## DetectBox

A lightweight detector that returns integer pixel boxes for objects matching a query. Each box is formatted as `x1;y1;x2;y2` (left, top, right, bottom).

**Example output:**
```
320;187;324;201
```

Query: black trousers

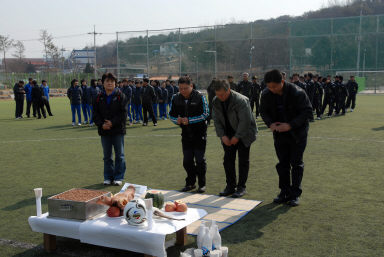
142;102;157;124
33;100;46;118
312;96;322;118
250;95;260;117
345;94;356;109
222;140;250;190
274;134;307;198
26;99;36;117
335;97;346;114
42;98;53;115
15;99;24;118
182;136;207;188
321;96;334;116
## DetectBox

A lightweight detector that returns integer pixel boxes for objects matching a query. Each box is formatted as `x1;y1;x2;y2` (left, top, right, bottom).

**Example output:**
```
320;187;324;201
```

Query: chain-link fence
1;14;384;91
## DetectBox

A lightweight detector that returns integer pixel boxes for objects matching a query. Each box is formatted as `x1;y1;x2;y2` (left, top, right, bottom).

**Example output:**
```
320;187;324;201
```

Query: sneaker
316;117;321;120
113;180;123;186
181;185;196;192
78;123;82;126
83;121;88;125
154;123;158;126
351;109;354;112
103;180;112;185
164;118;167;120
72;122;76;126
89;123;94;127
129;122;133;126
143;123;148;126
196;186;206;193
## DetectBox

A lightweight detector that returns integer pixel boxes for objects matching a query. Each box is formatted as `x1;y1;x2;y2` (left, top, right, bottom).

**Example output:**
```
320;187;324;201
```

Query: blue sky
1;0;326;58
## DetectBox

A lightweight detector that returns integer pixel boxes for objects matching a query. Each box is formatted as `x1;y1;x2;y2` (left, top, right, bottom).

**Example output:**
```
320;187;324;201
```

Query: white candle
34;188;42;217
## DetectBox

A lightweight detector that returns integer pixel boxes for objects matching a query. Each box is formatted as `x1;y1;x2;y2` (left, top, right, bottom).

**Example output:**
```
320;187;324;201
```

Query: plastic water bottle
201;226;212;253
197;221;206;249
211;224;222;250
209;220;216;237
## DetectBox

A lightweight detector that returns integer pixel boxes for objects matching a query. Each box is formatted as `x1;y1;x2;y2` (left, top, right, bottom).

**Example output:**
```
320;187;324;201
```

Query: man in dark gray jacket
212;80;257;198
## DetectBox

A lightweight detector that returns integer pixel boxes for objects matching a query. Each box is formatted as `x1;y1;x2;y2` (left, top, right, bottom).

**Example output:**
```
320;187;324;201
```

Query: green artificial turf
0;95;383;257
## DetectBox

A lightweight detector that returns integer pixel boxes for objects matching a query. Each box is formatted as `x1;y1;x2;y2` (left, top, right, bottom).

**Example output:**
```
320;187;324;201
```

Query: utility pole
88;25;101;79
356;8;363;75
60;46;66;88
116;32;120;81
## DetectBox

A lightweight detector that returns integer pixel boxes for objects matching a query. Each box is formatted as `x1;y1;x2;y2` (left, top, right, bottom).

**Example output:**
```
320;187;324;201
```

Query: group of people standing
13;78;53;119
89;69;359;207
66;78;181;127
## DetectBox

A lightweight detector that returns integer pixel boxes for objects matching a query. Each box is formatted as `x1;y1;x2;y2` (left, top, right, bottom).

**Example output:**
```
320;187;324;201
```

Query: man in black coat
13;81;25;119
141;78;157;126
93;73;128;186
345;75;359;112
260;70;313;206
250;76;262;118
169;76;209;193
334;76;349;115
237;72;252;99
31;80;46;119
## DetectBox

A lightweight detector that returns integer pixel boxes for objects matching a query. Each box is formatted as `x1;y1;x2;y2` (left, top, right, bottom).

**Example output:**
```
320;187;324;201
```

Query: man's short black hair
42;80;46;83
19;80;24;84
178;76;191;85
264;69;283;84
213;80;230;91
350;75;355;78
28;78;33;81
101;73;117;84
71;79;78;86
227;75;233;79
339;75;343;81
308;73;313;79
143;78;149;83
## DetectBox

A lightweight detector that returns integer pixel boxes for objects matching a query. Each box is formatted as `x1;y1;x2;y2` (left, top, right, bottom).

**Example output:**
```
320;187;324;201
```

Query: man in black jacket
345;75;359;112
237;72;252;99
31;80;46;119
334;76;349;115
141;78;157;126
250;76;262;118
260;70;312;206
169;76;209;193
13;81;25;119
93;73;128;186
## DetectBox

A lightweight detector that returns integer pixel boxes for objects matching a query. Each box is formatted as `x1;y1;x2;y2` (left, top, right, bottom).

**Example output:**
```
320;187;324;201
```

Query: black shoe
219;187;236;197
154;123;158;126
232;187;246;198
196;186;206;193
37;116;41;119
142;123;148;126
273;191;290;204
180;185;196;192
27;115;30;118
49;114;53;116
287;197;300;207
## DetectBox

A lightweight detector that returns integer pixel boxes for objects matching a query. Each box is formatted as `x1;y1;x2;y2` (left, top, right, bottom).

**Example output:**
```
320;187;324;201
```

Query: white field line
0;134;383;144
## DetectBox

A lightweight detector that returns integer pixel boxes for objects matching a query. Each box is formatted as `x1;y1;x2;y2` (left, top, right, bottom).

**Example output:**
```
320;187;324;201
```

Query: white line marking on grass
1;134;383;144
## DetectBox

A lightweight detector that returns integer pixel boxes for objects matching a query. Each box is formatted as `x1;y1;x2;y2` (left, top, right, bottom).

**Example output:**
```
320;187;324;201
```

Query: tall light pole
249;45;255;75
88;25;101;79
205;50;217;78
193;56;198;86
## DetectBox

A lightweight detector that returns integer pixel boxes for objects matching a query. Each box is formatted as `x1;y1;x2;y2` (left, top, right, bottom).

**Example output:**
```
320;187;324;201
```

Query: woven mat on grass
154;190;262;235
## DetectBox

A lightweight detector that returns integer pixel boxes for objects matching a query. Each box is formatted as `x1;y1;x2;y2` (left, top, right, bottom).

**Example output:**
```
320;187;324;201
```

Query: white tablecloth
28;208;207;257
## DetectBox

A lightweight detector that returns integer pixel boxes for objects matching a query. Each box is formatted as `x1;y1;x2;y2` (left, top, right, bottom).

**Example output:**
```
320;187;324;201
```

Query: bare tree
39;29;51;63
39;29;60;69
12;40;25;61
0;35;14;72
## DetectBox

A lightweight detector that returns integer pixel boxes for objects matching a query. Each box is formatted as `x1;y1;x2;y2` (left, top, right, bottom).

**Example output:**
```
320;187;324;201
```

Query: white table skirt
28;208;207;257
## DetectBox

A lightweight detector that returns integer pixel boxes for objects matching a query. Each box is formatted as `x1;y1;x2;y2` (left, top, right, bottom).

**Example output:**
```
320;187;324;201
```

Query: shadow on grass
220;202;291;244
11;237;144;257
372;126;384;131
2;196;51;211
11;235;191;257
